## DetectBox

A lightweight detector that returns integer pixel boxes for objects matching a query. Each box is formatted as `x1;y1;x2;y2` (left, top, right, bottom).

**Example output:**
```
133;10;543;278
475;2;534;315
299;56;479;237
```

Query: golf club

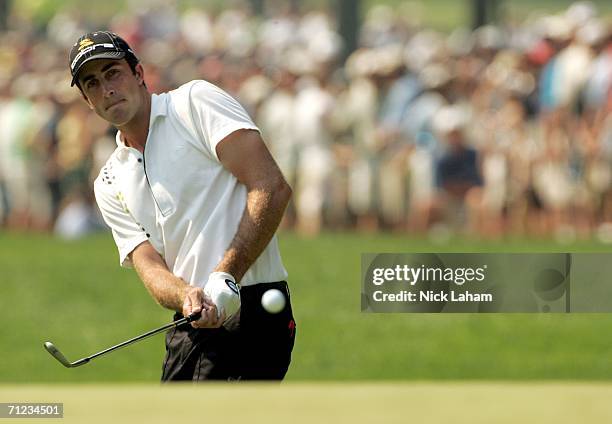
43;311;202;368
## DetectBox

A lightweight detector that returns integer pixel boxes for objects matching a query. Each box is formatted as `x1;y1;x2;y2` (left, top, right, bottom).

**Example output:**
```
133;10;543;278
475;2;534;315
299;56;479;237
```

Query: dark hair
124;54;147;89
125;53;140;74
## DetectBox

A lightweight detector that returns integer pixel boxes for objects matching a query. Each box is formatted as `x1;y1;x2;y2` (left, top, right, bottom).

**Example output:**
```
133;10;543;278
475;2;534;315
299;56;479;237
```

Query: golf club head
44;342;73;367
44;342;89;368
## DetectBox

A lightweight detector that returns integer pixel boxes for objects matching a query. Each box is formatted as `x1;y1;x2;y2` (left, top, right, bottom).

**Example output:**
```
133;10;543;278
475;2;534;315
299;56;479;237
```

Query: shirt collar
115;92;168;148
150;92;168;122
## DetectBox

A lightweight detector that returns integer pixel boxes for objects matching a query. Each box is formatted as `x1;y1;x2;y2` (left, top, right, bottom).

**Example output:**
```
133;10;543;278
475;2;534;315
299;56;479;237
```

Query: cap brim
70;51;126;86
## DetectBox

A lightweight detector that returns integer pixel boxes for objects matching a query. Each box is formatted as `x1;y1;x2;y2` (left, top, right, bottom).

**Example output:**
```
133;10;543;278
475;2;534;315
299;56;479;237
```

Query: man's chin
106;112;131;127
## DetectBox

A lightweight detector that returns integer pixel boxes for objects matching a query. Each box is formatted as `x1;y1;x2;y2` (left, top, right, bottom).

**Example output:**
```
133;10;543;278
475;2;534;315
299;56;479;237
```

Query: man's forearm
215;179;291;282
132;248;190;313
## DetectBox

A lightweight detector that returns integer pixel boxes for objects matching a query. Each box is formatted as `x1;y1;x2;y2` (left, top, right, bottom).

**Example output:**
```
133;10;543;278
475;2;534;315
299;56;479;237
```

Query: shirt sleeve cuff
210;124;260;160
118;235;150;268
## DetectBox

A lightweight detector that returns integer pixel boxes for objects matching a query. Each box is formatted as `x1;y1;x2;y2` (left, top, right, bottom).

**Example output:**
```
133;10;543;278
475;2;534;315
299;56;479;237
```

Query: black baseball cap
69;31;138;86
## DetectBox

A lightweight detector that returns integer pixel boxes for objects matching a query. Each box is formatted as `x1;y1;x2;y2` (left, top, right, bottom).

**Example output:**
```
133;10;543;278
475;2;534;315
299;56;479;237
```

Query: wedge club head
44;342;89;368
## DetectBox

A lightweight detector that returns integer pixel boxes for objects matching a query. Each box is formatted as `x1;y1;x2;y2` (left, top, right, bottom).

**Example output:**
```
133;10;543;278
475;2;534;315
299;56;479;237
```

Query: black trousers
161;281;296;381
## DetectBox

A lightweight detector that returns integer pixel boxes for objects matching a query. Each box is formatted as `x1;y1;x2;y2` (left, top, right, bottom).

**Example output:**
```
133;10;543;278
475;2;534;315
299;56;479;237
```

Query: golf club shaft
81;311;201;364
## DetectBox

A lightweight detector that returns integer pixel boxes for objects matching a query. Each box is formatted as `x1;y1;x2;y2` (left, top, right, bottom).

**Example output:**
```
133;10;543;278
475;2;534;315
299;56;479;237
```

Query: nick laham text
373;290;493;302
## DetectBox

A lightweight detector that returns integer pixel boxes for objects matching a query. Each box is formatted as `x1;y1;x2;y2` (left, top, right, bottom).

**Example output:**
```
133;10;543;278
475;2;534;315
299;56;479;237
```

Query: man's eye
86;80;98;89
108;69;120;78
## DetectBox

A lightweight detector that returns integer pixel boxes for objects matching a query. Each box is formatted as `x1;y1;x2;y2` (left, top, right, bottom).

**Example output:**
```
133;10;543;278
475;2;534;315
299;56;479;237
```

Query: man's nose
102;81;115;97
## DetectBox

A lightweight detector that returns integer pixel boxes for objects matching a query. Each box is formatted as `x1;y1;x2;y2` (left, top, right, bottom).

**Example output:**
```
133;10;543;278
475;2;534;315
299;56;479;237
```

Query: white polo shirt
94;80;288;287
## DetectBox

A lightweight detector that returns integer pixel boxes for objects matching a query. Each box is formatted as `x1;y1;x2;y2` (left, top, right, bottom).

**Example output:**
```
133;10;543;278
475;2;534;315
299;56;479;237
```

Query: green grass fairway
2;383;612;423
2;231;612;382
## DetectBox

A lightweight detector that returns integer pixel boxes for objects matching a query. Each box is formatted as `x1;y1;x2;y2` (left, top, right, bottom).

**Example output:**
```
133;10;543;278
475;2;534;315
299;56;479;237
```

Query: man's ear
134;63;145;86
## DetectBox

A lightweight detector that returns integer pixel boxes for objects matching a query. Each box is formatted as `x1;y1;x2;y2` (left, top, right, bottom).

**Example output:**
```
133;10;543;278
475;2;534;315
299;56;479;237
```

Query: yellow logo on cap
78;38;94;50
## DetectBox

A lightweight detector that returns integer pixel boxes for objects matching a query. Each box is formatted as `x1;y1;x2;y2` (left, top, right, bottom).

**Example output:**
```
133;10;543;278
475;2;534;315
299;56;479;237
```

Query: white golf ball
261;289;286;314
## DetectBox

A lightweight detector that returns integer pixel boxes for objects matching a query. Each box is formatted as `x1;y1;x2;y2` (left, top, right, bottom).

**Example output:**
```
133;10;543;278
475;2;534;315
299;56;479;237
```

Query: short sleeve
94;179;149;268
188;81;260;160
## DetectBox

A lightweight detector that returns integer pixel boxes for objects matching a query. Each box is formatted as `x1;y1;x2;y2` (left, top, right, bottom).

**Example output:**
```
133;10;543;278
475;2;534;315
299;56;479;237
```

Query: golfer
69;31;296;381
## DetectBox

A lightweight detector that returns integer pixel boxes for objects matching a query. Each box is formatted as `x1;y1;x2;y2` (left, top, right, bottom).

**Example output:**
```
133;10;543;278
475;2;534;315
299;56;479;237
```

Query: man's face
78;58;144;126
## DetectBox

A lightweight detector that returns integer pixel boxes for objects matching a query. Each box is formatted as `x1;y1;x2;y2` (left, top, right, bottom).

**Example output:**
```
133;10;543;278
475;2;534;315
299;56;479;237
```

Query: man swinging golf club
68;31;296;381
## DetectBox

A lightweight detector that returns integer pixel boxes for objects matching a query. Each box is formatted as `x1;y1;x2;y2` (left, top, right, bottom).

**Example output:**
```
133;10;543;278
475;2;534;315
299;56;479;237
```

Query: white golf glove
203;272;241;323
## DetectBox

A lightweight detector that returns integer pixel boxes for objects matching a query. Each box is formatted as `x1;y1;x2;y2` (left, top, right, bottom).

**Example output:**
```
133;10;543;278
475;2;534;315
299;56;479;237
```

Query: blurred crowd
0;1;611;241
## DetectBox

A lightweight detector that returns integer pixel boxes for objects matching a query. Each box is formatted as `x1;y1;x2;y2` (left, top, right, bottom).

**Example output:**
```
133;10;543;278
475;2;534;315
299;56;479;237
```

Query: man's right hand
182;287;224;328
